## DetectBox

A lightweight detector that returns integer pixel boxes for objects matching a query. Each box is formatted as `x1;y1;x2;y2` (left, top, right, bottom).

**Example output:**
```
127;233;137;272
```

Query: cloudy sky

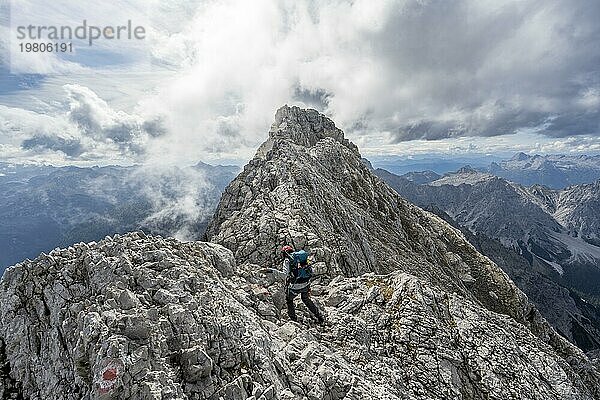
1;0;599;166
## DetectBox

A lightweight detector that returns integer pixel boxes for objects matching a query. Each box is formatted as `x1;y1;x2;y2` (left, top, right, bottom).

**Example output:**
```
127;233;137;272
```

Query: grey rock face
555;180;600;243
2;106;600;399
401;170;441;184
379;168;600;275
1;233;251;399
428;206;600;353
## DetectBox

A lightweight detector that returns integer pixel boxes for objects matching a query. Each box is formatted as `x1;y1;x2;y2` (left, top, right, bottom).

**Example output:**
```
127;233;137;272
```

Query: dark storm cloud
8;84;169;161
292;86;331;111
543;111;600;138
21;134;84;157
396;121;467;141
6;0;600;164
396;104;549;141
360;0;600;142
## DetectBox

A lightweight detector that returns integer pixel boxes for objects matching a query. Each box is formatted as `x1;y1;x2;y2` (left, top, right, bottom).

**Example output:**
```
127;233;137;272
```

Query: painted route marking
95;358;124;395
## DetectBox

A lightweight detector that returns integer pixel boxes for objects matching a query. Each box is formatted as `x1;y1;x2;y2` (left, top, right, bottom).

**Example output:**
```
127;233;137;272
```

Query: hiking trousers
286;287;323;322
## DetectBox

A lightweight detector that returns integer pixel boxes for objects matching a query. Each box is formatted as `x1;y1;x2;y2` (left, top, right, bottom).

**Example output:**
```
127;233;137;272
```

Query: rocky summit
2;106;600;399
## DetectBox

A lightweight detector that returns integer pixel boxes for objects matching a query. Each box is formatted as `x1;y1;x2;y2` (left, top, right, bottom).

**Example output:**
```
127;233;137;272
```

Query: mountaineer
262;245;325;324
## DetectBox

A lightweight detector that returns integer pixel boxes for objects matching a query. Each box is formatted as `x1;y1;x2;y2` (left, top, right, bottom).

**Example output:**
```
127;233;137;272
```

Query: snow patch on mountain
539;256;565;275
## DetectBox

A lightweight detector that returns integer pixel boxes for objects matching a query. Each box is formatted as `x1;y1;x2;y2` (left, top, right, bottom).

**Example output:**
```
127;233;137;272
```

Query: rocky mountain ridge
375;167;600;352
2;106;600;399
206;105;600;396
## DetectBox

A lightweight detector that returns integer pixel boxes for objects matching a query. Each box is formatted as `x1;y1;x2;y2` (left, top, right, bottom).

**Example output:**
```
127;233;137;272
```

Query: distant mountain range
380;152;600;189
487;153;600;189
0;162;238;272
368;155;502;175
374;165;600;351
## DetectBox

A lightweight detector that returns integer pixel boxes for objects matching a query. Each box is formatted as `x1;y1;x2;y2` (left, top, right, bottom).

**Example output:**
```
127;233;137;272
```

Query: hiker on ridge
262;245;324;324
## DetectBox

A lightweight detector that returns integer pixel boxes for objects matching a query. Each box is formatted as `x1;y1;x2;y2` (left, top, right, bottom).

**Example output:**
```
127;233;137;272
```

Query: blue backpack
290;250;312;280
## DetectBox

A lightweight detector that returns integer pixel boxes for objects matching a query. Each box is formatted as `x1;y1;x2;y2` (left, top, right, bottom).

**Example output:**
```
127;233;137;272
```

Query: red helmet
281;245;293;254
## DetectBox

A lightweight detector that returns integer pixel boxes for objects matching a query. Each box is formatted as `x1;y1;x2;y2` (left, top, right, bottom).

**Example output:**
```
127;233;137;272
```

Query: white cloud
6;0;153;74
360;132;600;158
0;84;165;164
136;0;600;163
127;164;215;240
2;0;600;165
578;88;600;110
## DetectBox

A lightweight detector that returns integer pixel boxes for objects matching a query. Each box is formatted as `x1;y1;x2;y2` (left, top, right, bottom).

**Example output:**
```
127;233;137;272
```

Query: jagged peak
456;165;477;174
511;152;531;161
360;158;374;170
267;105;359;154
